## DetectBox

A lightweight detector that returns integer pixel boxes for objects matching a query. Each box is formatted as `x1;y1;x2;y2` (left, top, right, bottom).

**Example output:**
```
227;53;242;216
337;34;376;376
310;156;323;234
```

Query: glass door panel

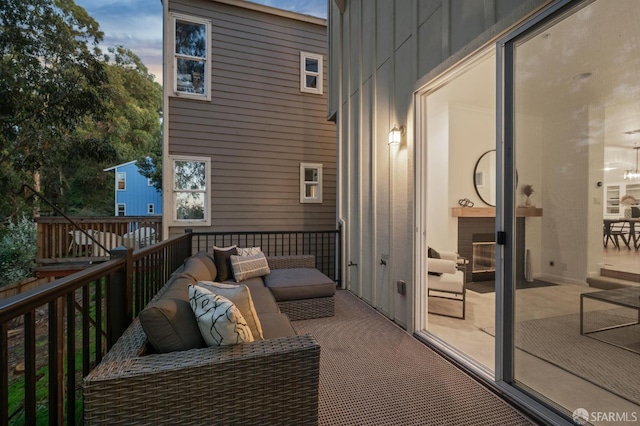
511;0;640;418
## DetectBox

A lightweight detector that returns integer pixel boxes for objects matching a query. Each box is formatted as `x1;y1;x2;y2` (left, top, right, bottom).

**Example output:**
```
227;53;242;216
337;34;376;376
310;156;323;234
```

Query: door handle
348;261;357;267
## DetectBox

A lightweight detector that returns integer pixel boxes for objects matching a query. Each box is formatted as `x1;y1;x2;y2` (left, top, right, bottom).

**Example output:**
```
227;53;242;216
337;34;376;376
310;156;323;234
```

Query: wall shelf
451;207;543;217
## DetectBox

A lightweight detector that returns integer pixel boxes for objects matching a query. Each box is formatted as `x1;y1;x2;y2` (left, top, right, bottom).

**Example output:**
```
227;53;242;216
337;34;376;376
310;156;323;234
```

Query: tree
48;46;163;213
0;0;110;220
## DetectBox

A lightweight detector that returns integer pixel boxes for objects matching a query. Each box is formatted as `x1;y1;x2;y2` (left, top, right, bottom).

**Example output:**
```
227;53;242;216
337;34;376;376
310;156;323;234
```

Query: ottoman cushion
263;268;335;302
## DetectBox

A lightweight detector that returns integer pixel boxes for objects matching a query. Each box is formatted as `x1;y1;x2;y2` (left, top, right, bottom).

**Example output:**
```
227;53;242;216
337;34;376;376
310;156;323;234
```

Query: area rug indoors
482;310;640;406
467;279;557;294
293;290;534;425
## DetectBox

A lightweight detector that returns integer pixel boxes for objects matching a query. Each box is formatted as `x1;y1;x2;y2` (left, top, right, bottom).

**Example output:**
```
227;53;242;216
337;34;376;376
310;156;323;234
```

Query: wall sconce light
388;125;405;145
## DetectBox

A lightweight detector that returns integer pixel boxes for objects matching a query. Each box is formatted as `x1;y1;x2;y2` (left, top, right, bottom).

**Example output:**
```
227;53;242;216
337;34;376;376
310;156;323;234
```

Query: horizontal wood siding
168;0;336;234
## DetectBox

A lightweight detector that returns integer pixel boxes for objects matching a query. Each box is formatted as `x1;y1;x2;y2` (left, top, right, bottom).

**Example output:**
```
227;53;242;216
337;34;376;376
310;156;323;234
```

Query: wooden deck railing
35;216;162;264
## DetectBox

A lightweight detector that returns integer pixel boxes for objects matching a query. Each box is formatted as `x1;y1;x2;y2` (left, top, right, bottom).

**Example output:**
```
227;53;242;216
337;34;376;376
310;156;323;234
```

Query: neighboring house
162;0;336;238
330;0;639;423
104;160;162;216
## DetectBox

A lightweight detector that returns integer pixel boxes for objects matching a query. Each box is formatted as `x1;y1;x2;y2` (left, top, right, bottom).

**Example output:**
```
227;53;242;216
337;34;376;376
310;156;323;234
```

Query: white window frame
169;155;211;226
300;52;323;95
117;203;126;216
300;163;323;203
148;178;153;186
116;172;126;191
148;203;155;214
170;13;211;101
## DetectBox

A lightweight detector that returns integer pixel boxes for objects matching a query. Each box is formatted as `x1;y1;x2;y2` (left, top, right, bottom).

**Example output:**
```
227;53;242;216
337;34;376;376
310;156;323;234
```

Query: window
300;52;323;94
170;156;211;225
148;178;153;186
171;13;211;100
117;172;126;190
148;204;155;214
300;163;322;203
117;204;126;216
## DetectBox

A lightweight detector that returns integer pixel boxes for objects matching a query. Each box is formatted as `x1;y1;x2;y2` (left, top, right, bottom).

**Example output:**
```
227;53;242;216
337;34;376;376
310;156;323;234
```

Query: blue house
104;160;162;216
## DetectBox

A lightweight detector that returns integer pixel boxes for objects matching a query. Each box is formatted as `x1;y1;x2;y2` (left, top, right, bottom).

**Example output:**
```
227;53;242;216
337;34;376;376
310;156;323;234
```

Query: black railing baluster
49;298;64;425
95;279;102;364
82;285;90;377
1;322;8;426
66;293;76;426
25;310;36;425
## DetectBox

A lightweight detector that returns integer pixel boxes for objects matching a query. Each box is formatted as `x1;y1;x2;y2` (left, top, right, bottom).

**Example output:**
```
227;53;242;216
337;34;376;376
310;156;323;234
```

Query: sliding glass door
501;0;640;420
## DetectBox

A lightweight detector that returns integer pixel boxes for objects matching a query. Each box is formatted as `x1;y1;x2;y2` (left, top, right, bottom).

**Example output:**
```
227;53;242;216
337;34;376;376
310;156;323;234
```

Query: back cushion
213;246;238;281
182;253;217;282
139;273;205;353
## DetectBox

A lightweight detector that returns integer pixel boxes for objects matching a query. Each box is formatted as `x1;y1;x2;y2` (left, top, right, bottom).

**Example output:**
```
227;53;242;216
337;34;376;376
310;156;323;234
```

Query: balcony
0;229;534;425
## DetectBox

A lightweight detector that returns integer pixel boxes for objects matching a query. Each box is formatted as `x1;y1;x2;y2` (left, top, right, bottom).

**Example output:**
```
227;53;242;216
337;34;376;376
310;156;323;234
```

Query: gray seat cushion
263;268;336;301
257;312;297;339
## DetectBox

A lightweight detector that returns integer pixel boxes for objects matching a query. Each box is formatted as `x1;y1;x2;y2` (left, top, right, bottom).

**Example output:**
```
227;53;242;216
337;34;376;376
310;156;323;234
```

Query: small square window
117;204;126;216
300;52;323;95
148;204;155;214
300;163;322;203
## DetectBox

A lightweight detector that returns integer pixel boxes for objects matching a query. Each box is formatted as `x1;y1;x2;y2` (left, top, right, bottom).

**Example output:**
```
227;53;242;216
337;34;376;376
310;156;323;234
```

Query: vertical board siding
168;0;336;233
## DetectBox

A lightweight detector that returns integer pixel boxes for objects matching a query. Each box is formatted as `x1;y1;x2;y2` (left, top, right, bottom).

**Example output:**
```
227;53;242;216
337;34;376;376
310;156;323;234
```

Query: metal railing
0;228;340;424
190;229;342;285
0;233;191;425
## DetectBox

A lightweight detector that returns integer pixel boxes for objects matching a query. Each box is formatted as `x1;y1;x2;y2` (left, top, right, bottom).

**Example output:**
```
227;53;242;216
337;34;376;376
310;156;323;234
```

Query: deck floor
292;290;536;426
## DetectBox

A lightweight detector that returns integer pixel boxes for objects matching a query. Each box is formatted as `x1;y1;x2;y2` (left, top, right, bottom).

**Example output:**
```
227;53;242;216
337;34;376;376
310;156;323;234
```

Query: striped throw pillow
230;252;270;282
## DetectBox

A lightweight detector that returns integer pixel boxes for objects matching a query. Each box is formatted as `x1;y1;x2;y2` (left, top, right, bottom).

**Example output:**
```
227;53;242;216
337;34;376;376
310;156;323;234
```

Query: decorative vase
525;196;532;207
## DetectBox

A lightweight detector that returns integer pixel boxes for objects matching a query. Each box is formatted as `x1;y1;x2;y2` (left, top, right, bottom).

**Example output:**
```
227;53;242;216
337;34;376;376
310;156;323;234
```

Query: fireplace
472;234;495;281
457;217;524;283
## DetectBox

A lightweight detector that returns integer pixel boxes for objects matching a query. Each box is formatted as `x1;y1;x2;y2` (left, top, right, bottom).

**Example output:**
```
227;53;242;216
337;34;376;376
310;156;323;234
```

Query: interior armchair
427;250;466;319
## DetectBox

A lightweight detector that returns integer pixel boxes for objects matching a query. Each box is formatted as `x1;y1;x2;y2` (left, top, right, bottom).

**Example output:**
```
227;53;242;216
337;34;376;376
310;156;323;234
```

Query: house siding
329;0;547;326
108;162;163;216
166;0;336;237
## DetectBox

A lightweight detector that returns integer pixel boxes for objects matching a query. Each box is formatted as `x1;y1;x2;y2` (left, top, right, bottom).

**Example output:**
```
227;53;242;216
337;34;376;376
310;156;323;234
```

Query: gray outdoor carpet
483;310;640;406
292;290;535;426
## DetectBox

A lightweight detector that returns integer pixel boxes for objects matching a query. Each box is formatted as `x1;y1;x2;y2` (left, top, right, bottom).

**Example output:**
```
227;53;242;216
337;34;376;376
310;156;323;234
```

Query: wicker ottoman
264;268;336;320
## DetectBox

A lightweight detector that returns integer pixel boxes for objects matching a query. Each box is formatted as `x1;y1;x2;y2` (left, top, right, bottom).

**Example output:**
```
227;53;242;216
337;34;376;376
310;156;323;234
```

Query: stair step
587;275;640;290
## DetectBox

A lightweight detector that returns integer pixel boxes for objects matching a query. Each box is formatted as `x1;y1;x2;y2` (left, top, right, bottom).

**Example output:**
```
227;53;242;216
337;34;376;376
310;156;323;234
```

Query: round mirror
474;150;496;206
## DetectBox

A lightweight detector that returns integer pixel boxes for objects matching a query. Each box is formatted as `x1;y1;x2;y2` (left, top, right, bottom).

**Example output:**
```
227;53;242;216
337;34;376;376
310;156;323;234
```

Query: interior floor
425;249;640;425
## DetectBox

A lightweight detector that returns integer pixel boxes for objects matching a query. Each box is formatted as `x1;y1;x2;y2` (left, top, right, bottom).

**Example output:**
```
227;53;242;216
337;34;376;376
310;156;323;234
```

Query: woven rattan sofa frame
83;255;322;425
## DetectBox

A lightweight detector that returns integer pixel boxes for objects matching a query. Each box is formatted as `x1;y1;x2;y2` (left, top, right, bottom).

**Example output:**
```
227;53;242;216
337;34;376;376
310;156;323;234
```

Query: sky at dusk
74;0;328;84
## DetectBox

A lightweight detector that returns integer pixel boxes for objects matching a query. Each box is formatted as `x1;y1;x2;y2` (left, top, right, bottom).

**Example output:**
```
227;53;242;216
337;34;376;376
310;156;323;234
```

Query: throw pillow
197;281;264;340
188;284;254;346
213;246;238;281
237;246;262;256
428;247;442;276
230;252;270;282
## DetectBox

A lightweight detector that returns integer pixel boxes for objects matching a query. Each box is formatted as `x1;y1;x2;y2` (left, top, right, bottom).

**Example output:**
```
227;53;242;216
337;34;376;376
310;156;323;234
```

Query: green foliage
0;216;37;286
0;0;163;219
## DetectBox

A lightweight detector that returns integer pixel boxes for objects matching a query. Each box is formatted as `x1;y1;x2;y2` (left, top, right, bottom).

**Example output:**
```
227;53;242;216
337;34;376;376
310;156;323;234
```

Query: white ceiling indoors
434;0;640;175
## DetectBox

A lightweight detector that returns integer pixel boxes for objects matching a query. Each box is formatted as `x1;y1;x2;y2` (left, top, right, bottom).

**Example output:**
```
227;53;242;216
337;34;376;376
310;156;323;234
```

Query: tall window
117;172;126;190
300;163;322;203
117;204;126;216
171;156;210;225
300;52;323;94
172;13;211;100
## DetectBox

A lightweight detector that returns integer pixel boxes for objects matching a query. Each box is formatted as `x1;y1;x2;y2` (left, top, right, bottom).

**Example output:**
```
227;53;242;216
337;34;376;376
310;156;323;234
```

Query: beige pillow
230;252;271;283
188;284;253;346
197;281;264;340
237;246;262;256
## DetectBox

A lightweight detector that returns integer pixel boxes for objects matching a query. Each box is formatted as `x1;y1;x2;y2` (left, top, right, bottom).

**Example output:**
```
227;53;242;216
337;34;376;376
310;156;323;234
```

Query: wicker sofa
83;254;333;425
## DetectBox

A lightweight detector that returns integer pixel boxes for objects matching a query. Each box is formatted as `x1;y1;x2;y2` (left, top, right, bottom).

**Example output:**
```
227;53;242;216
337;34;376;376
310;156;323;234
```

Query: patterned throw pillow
196;281;264;340
188;284;254;346
230;252;271;282
237;246;262;256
